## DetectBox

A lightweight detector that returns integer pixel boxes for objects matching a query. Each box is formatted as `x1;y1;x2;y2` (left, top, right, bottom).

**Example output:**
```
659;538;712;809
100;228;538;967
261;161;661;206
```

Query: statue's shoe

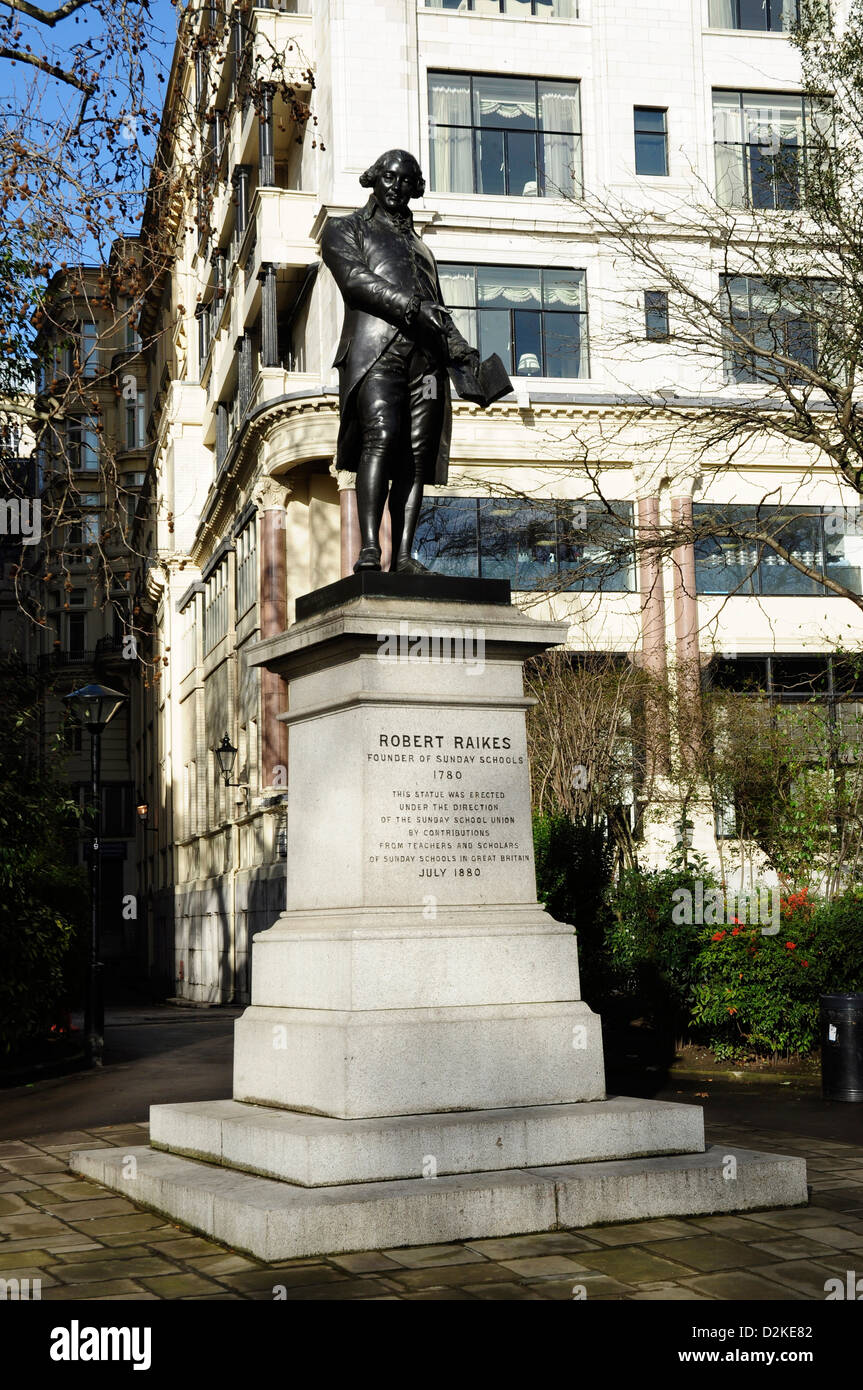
394;555;431;575
353;547;382;572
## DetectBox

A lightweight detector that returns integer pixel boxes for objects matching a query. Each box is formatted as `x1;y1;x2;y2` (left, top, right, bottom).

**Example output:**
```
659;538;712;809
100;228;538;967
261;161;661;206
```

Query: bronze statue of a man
321;149;485;574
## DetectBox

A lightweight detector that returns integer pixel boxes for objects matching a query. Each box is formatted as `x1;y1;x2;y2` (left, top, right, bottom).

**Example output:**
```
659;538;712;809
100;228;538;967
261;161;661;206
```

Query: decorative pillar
259;262;279;368
236;333;253;413
232;164;250;239
258;84;275;188
216;401;229;467
671;494;702;764
637;496;669;774
256;475;291;790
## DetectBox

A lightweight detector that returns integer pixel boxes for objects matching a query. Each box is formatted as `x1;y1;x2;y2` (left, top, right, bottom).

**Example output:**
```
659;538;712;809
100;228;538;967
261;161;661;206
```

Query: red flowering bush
690;890;863;1057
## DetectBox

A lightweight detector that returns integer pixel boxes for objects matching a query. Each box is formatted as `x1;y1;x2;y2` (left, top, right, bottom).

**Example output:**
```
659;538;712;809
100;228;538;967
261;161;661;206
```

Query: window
413;497;634;590
693;504;863;597
67;416;100;471
121;298;142;351
102;783;134;836
713;89;828;209
438;263;588;378
181;603;198;676
125;391;147;450
708;0;798;30
429;73;582;198
203;559;229;651
722;274;836;385
644;290;669;340
197;300;214;371
236;515;257;616
80;321;99;378
634;107;668;176
425;1;578;14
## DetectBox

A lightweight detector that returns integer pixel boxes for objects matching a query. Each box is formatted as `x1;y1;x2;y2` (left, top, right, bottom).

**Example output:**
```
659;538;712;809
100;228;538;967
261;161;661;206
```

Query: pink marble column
671;494;702;763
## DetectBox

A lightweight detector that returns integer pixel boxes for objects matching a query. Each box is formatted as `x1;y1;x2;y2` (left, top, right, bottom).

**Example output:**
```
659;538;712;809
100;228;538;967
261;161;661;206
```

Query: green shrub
532;811;614;1000
689;888;863;1058
605;861;715;1031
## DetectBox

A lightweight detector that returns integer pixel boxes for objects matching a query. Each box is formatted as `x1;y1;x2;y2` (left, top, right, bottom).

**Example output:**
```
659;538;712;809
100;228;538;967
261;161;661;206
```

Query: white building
133;0;863;1002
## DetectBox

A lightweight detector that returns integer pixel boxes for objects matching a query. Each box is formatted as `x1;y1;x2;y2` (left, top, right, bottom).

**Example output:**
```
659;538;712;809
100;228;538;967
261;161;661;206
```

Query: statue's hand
416;301;451;339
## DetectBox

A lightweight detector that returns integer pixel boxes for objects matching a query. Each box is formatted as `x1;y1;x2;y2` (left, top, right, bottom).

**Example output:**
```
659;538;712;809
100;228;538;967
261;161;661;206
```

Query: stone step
70;1143;808;1262
149;1095;706;1187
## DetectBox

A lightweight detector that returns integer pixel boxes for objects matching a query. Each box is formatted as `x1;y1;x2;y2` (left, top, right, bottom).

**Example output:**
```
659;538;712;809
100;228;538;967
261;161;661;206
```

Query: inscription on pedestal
363;716;537;906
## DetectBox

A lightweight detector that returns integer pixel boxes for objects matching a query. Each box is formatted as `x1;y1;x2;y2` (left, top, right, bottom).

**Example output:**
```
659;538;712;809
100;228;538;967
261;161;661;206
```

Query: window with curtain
721;274;837;385
438;263;588;378
413;498;633;590
708;0;798;30
67;416;100;471
693;504;861;596
428;72;582;198
713;89;829;209
425;1;578;15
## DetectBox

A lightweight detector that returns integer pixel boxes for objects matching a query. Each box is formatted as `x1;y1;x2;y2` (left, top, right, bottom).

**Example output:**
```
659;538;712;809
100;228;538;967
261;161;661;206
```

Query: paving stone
187;1254;258;1275
644;1236;772;1271
35;1197;140;1219
464;1232;601;1258
68;1214;168;1235
533;1274;636;1300
100;1293;161;1300
33;1132;99;1149
0;1247;50;1268
629;1286;714;1300
385;1264;514;1290
144;1237;227;1257
43;1279;147;1300
457;1281;545;1300
229;1266;346;1292
380;1243;486;1268
0;1143;42;1158
497;1255;592;1279
749;1234;846;1260
796;1225;863;1250
744;1206;849;1230
48;1256;182;1283
0;1179;43;1194
573;1218;698;1246
0;1196;32;1216
275;1278;395;1300
329;1251;403;1274
752;1259;855;1296
687;1214;787;1238
400;1287;478;1301
574;1247;694;1284
0;1157;67;1175
36;1181;111;1202
682;1270;809;1300
0;1215;68;1239
53;1244;149;1264
0;1267;58;1287
138;1273;224;1297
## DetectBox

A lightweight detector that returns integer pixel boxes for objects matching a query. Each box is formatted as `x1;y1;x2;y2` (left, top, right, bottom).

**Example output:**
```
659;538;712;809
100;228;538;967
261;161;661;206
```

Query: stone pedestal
71;577;807;1259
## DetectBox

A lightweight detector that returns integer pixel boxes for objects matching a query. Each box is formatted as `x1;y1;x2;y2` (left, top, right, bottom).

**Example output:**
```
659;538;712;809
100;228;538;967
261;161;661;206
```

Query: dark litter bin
820;994;863;1102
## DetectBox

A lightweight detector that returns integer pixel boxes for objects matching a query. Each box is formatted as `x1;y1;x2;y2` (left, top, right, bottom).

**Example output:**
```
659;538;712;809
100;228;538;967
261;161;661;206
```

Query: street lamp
213;733;249;808
64;682;127;1068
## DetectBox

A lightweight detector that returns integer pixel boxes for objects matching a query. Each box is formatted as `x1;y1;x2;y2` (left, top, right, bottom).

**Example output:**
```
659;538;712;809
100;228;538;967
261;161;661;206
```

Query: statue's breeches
355;335;446;483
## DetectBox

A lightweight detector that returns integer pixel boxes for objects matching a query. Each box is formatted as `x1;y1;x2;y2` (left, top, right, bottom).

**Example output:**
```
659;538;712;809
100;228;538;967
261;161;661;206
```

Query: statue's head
360;149;425;215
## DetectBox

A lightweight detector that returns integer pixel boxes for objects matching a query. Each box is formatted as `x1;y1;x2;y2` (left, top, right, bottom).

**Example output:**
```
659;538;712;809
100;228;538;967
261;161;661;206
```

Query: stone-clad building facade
130;0;863;1003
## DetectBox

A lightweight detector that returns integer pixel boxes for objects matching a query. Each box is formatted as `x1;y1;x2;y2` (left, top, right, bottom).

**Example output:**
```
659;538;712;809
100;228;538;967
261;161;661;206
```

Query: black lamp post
214;733;249;807
64;682;127;1068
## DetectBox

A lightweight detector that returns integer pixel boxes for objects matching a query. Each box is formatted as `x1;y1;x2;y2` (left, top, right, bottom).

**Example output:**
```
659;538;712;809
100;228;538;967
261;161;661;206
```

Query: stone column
232;164;250;239
236;333;253;414
637;495;669;774
258;84;275;188
671;494;702;763
259;262;279;368
256;474;291;791
216;401;229;467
